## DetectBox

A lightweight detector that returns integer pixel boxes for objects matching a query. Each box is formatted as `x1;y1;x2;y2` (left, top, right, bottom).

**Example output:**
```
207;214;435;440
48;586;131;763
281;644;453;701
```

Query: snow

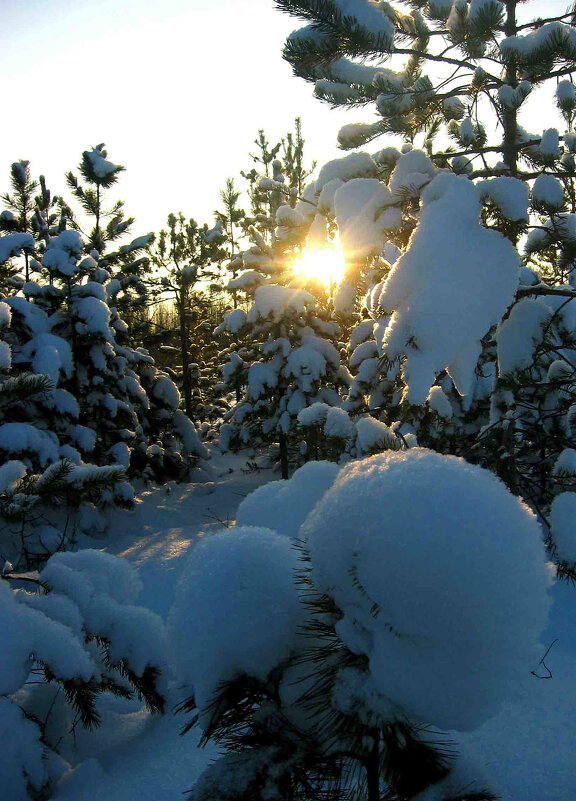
349;319;375;350
236;459;340;538
427;385;453;419
315;79;360;101
476;177;529;221
0;339;11;369
21;332;73;383
0;232;34;264
220;308;247;334
332;0;394;42
0;460;26;493
333;282;357;315
556;79;576;107
553;448;576;476
86;148;121;179
302;449;551;731
0;300;12;328
350;338;378;369
0;696;46;800
247;285;315;322
317;177;344;214
334;178;395;260
539;129;560;161
525;212;576;253
531;173;565;209
151;375;180;410
297;400;331;427
74;297;112;337
338;120;385;149
315;152;378;191
248;361;279;399
378;173;520;403
388;149;436;198
0;578;95;696
70;424;97;452
41;549;168;678
0;422;59;465
324;406;355;439
355;415;400;453
172;410;208;459
0;448;567;801
501;22;576;62
168;526;302;716
286;344;327;391
109;443;131;468
43;231;83;277
496;298;550;376
550;493;576;565
6;297;48;335
498;80;531;110
227;270;266;291
119;234;154;254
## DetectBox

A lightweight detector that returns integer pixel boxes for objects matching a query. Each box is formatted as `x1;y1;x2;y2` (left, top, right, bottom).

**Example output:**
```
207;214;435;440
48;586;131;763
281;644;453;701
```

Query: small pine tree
148;213;226;422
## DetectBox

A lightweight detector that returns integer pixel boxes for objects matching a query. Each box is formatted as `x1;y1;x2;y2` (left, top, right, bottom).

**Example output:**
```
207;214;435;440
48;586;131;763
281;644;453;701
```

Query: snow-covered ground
51;449;576;801
54;450;272;801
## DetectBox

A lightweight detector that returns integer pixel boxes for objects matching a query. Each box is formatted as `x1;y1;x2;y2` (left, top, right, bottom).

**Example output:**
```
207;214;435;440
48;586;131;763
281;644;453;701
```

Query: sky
0;0;571;239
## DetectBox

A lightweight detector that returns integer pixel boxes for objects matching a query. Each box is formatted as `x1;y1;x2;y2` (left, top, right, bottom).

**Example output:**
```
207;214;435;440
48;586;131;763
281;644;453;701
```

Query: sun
291;245;346;288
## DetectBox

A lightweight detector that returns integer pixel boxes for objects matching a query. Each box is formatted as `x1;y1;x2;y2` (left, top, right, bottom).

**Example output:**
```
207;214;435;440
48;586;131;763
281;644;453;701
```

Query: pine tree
218;121;348;476
0;548;166;799
272;0;576;561
0;239;130;569
173;450;550;801
148;212;226;422
0;152;207;542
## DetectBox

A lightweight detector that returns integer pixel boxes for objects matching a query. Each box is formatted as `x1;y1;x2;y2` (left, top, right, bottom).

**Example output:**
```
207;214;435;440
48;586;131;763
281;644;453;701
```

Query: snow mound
301;448;551;731
236;460;341;538
168;526;302;716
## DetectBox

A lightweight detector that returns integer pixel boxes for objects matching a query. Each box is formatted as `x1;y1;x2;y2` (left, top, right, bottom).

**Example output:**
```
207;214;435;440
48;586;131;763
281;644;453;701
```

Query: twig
531;639;558;679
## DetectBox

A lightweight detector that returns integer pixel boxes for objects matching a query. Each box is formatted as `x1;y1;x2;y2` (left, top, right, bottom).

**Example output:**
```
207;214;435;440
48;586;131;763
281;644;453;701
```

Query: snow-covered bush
172;449;550;800
0;549;166;800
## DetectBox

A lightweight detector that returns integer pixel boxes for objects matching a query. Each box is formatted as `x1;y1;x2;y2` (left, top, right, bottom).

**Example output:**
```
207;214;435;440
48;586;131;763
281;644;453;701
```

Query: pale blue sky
0;0;570;237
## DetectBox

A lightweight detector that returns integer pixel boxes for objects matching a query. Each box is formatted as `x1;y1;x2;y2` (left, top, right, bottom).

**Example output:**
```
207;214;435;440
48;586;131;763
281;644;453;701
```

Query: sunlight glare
291;245;346;288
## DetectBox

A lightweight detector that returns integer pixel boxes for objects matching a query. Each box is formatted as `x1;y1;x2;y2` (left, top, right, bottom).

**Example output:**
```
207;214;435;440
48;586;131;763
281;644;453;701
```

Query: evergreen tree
173;451;551;801
218;120;348;475
271;0;576;562
0;153;207;551
0;548;166;799
148;212;226;422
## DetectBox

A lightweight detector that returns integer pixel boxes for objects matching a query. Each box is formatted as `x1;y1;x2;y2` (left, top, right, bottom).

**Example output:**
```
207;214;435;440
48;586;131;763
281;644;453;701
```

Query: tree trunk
178;292;193;419
502;2;518;182
279;431;289;479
